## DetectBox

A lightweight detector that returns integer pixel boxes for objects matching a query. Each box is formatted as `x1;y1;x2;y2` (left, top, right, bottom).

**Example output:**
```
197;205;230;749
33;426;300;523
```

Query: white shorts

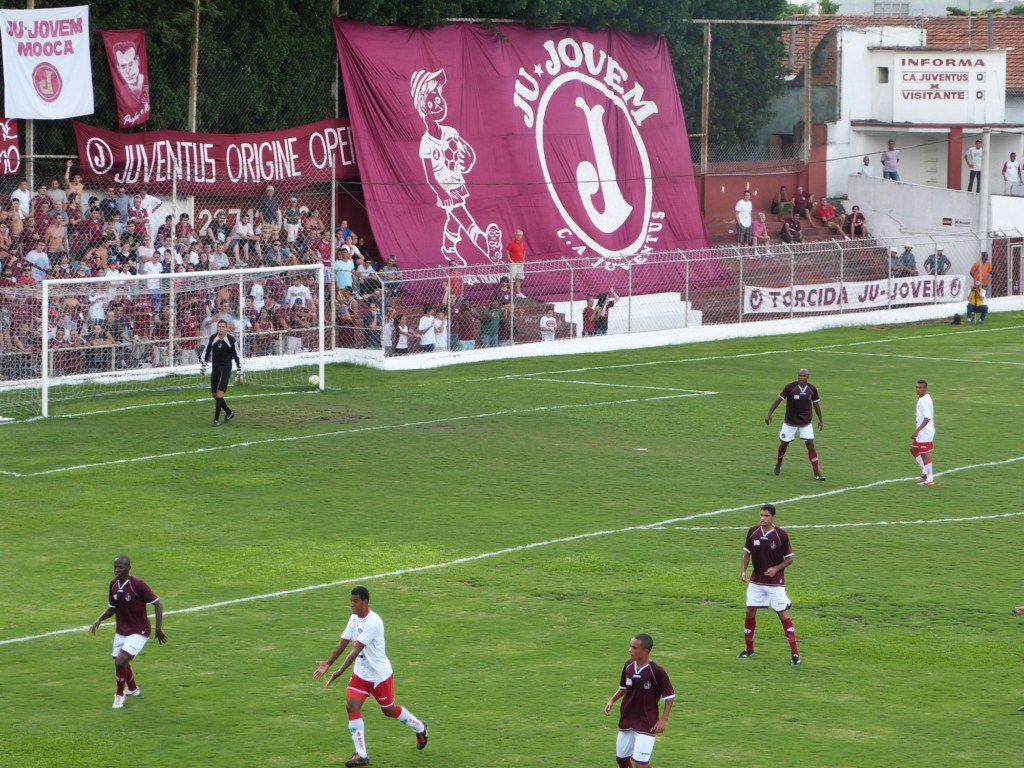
112;633;149;659
617;730;656;764
746;582;792;612
509;262;525;280
779;422;814;442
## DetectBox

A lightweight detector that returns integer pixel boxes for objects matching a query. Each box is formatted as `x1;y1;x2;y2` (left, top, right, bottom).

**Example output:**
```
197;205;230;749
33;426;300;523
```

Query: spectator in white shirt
1002;152;1021;196
417;305;437;352
230;214;259;265
286;276;311;307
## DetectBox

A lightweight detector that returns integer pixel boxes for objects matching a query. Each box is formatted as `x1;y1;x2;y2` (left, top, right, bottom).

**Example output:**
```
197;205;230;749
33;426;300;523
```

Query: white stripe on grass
2;454;1021;647
0;393;704;478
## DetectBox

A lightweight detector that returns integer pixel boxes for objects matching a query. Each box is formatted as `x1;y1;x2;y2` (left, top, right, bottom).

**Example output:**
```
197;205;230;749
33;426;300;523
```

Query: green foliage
18;0;787;155
819;0;840;13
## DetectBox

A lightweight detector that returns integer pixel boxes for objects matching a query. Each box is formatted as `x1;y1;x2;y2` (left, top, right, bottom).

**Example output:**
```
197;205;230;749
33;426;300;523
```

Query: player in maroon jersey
738;504;801;664
89;555;167;708
603;634;675;767
765;367;825;481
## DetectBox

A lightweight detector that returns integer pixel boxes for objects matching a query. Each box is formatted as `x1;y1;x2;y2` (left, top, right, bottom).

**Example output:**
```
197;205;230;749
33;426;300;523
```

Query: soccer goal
0;263;325;420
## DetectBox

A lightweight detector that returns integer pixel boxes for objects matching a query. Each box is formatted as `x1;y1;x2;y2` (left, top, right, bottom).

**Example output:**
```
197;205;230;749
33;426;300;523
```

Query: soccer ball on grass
308;374;320;386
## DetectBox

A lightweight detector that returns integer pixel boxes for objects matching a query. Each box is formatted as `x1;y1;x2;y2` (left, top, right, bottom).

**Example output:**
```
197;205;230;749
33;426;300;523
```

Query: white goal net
0;263;324;420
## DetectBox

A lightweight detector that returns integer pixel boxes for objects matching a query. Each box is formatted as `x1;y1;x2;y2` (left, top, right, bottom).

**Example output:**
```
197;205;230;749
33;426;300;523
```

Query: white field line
4;391;312;425
471;323;1024;382
512;377;714;394
666;511;1024;532
816;350;1024;367
0;393;702;478
2;453;1021;647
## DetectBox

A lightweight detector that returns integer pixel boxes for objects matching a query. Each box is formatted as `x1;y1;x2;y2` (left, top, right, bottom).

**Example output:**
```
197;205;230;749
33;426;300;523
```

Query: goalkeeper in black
202;319;241;426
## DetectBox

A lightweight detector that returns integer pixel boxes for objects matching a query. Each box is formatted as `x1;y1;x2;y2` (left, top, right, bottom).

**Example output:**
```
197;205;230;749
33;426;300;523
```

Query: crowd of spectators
0;176;350;379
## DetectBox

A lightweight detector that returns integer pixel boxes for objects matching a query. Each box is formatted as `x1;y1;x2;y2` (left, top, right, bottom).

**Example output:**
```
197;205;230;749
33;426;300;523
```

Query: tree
19;0;788;155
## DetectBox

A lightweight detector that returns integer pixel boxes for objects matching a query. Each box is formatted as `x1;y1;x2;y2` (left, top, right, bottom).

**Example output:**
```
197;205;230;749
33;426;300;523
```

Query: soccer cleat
791;654;801;665
925;480;935;486
736;650;756;658
916;475;928;485
814;474;825;481
416;722;428;750
212;420;219;426
224;412;234;423
112;694;125;709
1018;705;1024;712
344;755;370;767
773;464;781;476
124;687;141;697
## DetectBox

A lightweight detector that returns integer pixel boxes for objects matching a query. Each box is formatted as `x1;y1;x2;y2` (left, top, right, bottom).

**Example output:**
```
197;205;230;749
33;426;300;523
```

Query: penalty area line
2;393;698;478
666;511;1024;532
3;454;1022;647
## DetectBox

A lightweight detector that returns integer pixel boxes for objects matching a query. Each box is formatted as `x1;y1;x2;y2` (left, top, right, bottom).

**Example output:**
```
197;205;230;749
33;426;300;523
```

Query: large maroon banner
334;21;721;297
101;29;150;128
72;118;358;195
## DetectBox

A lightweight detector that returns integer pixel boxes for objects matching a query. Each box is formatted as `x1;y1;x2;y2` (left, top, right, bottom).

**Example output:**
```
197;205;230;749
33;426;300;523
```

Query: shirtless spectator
770;185;792;222
44;214;69;257
791;185;815;223
64;162;85;209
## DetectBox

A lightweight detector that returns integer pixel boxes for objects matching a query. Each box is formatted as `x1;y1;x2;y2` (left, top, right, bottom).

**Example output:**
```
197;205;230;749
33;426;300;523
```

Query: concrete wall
339;295;1024;371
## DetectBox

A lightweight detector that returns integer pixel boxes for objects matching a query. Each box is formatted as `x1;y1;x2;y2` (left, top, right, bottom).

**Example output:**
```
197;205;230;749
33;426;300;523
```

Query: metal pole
684;252;690;328
804;24;812;164
41;279;49;417
189;0;200;132
701;23;711;176
789;248;795;319
627;262;633;333
318;264;325;388
737;247;744;323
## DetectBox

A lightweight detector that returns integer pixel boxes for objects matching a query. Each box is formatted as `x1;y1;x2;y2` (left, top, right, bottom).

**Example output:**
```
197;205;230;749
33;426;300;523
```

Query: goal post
0;263;325;420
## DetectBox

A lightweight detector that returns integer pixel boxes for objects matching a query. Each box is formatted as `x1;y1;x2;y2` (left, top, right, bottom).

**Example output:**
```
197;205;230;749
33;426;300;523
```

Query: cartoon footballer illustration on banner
411;68;503;266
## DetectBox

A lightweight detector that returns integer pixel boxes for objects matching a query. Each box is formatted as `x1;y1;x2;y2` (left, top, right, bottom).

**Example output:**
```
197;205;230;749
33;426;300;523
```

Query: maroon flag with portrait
101;29;150;128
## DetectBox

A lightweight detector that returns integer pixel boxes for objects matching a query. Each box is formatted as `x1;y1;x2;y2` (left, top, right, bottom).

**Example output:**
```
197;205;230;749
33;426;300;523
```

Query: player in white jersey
314;586;428;767
910;379;936;486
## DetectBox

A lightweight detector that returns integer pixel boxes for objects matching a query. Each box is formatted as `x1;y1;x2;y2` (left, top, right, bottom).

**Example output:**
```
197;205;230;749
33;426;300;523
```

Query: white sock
396;706;424;732
915;455;925;470
925;462;934;481
349;718;367;757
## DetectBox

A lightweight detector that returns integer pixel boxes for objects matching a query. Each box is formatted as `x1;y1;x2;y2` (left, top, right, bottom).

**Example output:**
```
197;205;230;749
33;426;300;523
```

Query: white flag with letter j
0;6;93;120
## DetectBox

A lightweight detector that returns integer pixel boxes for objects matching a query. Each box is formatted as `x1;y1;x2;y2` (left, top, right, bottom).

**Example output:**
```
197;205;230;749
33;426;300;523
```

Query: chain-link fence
360;231;1021;353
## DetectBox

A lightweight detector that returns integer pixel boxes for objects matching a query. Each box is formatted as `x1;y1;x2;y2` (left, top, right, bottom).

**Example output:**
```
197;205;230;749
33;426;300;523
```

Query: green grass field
1;315;1022;768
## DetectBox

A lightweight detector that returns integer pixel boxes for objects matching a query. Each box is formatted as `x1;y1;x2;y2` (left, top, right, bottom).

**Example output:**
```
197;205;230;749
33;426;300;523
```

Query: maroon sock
124;662;137;691
808;448;819;475
781;617;799;654
776;443;788;464
744;617;756;652
116;671;126;695
616;758;633;768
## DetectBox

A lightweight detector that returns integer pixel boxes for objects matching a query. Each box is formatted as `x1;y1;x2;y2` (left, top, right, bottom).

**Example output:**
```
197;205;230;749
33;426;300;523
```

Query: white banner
0;6;93;120
744;275;966;314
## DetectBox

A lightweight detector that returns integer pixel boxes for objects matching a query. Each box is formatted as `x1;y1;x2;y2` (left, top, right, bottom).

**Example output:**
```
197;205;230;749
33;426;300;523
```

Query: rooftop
787;14;1024;93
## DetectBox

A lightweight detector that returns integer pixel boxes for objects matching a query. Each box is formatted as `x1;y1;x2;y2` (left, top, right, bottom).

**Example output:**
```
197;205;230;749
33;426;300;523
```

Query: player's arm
604;687;626;715
813;400;824;430
765;394;783;425
314;637;352;679
911;416;930;440
765;553;794;579
740;550;751;582
90;605;116;634
325;640;365;688
152;598;167;644
230;335;242;370
653;696;674;733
